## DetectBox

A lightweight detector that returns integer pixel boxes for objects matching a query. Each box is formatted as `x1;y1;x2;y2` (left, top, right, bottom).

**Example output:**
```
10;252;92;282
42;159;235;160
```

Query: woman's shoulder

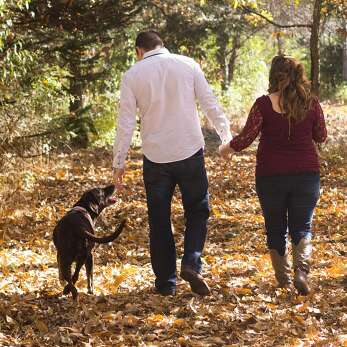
252;95;270;112
255;94;269;104
252;94;271;108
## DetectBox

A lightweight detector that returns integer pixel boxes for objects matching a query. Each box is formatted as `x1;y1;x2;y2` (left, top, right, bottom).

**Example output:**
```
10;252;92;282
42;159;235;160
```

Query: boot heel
292;237;312;296
294;270;310;295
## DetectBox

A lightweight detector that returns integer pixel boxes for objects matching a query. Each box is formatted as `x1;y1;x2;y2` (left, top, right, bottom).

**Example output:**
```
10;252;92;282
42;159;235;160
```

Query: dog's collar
70;206;94;228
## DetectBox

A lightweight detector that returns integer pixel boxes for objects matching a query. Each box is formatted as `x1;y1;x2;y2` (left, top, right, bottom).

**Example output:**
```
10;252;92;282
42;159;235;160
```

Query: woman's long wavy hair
268;55;313;122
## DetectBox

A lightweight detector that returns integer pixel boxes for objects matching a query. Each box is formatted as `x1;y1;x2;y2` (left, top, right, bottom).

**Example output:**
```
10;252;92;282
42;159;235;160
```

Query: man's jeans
256;172;320;256
143;149;210;291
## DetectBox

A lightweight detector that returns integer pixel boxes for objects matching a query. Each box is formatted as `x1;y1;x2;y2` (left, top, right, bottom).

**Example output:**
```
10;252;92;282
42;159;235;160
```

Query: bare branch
242;6;312;29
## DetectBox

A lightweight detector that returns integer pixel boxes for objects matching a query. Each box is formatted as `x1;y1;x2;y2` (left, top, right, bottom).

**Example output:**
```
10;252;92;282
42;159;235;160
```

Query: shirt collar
143;47;169;59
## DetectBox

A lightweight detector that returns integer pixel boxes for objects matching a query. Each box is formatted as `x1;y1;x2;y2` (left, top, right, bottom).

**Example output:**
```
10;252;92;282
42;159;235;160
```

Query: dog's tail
82;219;126;243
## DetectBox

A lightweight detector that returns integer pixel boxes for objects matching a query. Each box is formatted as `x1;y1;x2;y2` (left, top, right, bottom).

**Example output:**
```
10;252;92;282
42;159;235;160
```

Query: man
113;31;231;296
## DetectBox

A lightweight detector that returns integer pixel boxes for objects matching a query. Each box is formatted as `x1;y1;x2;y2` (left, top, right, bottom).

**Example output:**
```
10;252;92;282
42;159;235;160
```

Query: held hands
113;144;233;188
219;142;235;160
113;167;125;190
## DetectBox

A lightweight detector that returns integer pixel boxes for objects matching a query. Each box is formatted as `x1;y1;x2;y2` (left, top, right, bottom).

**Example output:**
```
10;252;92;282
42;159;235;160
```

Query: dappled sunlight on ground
0;137;346;346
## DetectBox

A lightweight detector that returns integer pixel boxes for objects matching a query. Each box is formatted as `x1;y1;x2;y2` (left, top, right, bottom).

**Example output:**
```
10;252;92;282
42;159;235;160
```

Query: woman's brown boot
292;237;312;295
269;249;292;288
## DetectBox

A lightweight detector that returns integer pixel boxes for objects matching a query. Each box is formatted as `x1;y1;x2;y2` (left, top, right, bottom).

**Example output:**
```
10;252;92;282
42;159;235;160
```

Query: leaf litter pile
0;106;346;347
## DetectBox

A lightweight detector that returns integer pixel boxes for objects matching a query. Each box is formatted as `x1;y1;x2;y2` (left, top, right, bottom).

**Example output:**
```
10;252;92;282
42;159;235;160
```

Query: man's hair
135;31;163;51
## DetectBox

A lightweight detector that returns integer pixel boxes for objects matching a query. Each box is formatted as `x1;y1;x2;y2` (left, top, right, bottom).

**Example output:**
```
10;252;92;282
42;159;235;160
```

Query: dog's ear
74;192;89;208
76;189;101;215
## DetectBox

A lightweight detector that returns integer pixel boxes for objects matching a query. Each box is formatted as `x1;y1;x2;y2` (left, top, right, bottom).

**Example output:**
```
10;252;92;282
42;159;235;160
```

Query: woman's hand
219;142;235;160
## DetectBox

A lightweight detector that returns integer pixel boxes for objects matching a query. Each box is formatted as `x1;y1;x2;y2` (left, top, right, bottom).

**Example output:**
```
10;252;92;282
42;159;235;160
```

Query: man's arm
113;73;137;188
193;62;232;144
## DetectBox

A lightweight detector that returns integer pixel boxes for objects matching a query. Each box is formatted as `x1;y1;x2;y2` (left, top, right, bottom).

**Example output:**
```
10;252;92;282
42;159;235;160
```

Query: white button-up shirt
113;47;232;168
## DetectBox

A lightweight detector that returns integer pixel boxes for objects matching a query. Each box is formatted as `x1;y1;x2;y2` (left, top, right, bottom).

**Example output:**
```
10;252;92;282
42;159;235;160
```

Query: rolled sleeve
113;73;137;169
193;63;232;144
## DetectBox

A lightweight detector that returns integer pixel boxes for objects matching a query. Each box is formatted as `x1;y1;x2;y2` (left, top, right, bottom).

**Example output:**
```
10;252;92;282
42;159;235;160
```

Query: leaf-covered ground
0;105;346;347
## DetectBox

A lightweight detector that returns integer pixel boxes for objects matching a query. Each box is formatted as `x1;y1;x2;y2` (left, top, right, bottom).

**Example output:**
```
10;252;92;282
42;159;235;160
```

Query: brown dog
53;185;126;300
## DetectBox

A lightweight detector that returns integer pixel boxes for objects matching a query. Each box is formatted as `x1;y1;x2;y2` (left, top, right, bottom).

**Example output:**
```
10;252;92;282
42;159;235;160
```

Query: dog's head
75;185;117;216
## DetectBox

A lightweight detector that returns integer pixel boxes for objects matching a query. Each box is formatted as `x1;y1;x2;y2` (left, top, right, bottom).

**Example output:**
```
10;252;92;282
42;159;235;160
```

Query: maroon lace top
229;95;327;176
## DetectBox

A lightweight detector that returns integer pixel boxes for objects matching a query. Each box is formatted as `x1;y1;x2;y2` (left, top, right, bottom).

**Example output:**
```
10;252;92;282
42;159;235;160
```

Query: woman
219;55;327;295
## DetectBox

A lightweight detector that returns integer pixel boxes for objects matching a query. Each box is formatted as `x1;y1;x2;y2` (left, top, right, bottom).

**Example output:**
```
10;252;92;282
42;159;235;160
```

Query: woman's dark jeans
143;149;210;291
256;172;320;256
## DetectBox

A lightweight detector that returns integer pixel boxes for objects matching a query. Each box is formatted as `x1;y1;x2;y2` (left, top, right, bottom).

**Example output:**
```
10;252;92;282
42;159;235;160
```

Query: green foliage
333;83;347;103
320;41;343;96
89;90;119;147
0;0;345;163
215;35;273;118
0;0;144;155
0;0;33;82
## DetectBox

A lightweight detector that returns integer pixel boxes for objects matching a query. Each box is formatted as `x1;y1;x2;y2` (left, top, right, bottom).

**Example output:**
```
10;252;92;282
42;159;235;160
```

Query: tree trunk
276;32;284;55
227;34;241;86
216;28;229;91
310;0;323;96
343;21;347;81
68;60;89;147
69;62;86;114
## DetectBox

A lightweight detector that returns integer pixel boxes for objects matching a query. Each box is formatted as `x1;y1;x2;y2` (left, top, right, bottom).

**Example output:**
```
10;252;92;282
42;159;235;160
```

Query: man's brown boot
181;266;210;296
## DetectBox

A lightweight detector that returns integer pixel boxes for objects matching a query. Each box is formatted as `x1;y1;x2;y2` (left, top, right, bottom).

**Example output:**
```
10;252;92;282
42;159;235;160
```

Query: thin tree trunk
68;60;88;147
69;62;85;114
342;21;347;81
227;34;241;86
216;28;229;91
276;32;284;55
310;0;323;96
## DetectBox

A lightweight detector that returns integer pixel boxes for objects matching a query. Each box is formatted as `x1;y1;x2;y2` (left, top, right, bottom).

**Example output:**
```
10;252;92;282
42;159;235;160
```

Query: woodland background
0;1;346;346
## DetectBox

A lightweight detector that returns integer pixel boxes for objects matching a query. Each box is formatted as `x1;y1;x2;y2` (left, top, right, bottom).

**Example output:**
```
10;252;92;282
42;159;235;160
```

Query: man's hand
113;168;125;190
219;143;234;160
